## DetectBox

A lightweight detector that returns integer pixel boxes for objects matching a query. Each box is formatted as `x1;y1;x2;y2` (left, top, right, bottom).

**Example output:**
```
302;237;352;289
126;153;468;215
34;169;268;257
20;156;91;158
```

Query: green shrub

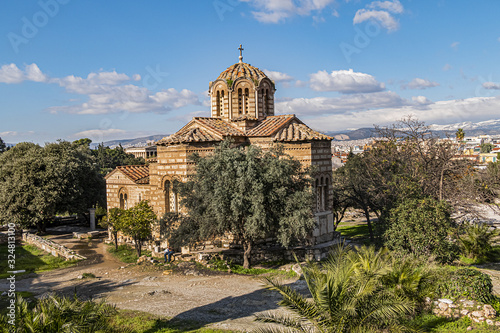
383;197;459;264
458;221;497;260
208;254;231;271
82;272;96;279
436;267;494;303
0;294;116;333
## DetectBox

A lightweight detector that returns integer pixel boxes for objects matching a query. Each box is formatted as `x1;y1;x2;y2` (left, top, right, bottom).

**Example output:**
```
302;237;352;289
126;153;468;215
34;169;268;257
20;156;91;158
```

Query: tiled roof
273;123;332;142
217;62;268;82
157;127;220;145
116;165;149;184
194;117;245;136
246;115;296;137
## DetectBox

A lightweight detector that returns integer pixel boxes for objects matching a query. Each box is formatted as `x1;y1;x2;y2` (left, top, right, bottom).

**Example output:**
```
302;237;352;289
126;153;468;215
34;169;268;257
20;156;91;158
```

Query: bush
383;197;459;264
458;221;497;260
0;294;116;333
436;267;494;303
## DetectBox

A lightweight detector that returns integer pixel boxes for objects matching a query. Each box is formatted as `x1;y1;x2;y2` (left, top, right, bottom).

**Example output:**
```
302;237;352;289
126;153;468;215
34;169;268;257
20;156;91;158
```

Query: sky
1;0;500;144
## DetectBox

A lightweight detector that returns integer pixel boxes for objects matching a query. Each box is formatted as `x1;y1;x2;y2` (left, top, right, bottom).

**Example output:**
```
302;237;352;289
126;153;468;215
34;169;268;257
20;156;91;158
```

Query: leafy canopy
168;141;315;268
0;141;104;231
119;200;156;257
383;197;459;264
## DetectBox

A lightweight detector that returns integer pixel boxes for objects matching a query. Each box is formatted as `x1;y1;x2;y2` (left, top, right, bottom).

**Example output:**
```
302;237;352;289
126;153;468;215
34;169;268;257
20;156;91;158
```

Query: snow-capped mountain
429;119;500;132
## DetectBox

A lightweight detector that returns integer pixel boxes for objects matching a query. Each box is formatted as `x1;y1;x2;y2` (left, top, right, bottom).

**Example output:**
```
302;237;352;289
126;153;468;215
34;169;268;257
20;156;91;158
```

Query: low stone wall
432;298;500;326
111;231;342;263
22;233;87;261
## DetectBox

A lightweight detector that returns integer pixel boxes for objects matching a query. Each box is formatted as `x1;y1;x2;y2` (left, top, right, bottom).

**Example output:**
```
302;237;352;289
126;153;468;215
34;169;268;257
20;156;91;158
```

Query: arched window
323;177;329;211
219;91;224;116
119;189;128;210
216;91;221;117
263;89;269;115
164;180;170;213
238;88;243;114
244;88;249;114
320;177;325;211
315;179;321;212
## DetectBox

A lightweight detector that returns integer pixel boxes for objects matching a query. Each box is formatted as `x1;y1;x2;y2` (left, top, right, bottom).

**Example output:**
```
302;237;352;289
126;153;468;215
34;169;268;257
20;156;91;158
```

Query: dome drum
210;62;276;122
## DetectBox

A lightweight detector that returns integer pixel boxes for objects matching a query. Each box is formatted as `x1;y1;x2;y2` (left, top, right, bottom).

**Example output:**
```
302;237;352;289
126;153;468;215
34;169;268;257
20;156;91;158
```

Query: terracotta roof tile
217;62;268;82
116;165;149;184
194;117;245;136
157;127;220;145
273;123;332;142
246;115;295;137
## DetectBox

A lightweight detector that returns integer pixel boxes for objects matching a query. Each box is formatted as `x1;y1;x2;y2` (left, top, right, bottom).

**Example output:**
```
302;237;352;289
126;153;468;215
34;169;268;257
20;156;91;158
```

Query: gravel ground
1;227;304;332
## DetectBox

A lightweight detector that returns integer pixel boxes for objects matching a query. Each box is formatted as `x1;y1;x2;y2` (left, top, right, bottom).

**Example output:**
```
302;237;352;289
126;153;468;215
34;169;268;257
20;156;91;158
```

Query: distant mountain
326;128;378;141
328;119;500;141
90;119;500;148
90;134;168;149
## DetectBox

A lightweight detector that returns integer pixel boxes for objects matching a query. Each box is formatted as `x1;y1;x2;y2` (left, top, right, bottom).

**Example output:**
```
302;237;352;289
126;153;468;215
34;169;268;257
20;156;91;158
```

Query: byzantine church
105;47;336;247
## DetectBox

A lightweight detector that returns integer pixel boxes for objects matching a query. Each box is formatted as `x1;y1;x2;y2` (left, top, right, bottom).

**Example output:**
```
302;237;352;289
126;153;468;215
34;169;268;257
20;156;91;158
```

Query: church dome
217;62;268;82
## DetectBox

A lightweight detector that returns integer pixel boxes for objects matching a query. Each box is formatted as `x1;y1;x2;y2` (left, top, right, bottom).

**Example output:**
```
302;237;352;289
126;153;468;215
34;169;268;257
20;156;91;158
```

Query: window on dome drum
219;90;224;116
238;88;242;114
244;88;249;114
263;89;269;115
216;91;221;117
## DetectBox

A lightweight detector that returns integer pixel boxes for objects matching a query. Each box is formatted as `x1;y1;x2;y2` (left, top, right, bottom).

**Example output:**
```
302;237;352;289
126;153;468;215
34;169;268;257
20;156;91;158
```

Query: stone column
89;208;96;230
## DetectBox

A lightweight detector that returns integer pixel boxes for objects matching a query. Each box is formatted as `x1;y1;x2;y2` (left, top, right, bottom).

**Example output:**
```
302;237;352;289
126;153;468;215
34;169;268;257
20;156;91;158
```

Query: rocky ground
1;226;306;332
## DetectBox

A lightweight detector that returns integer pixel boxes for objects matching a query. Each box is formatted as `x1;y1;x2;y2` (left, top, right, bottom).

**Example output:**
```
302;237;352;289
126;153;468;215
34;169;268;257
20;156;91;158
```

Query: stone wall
432;298;500;326
22;233;87;261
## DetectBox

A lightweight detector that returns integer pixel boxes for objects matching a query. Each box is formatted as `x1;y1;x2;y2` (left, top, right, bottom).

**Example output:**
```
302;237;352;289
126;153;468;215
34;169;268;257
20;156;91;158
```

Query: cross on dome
238;44;244;63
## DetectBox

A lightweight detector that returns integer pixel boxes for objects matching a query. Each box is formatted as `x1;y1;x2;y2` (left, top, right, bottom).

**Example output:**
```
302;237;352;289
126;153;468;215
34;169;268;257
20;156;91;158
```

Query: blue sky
1;0;500;144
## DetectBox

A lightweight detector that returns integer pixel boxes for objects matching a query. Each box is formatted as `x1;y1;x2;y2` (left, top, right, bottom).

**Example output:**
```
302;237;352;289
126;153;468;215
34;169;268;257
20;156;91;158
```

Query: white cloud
72;128;128;142
451;41;460;49
309;69;385;93
403;78;440;90
367;0;403;13
51;71;200;114
240;0;337;23
353;9;399;31
353;0;403;32
276;91;406;115
295;80;307;87
292;95;500;132
73;128;126;138
264;69;294;82
412;96;432;105
0;131;35;138
0;63;48;84
0;63;201;115
442;64;452;71
483;82;500;90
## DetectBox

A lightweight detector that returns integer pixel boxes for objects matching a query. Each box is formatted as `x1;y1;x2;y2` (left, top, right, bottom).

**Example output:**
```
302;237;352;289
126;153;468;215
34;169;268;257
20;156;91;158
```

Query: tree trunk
36;220;47;234
363;206;374;242
439;168;445;201
113;231;118;251
134;236;141;257
243;239;253;269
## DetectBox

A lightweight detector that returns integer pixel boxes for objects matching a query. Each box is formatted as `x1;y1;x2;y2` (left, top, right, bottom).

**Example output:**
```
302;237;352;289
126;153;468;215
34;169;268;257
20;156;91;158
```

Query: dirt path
1;228;300;332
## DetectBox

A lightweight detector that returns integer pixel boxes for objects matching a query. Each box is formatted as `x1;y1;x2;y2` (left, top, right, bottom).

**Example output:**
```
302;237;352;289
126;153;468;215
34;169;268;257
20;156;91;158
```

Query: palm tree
459;221;498;260
455;128;465;142
1;294;117;333
255;244;414;333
